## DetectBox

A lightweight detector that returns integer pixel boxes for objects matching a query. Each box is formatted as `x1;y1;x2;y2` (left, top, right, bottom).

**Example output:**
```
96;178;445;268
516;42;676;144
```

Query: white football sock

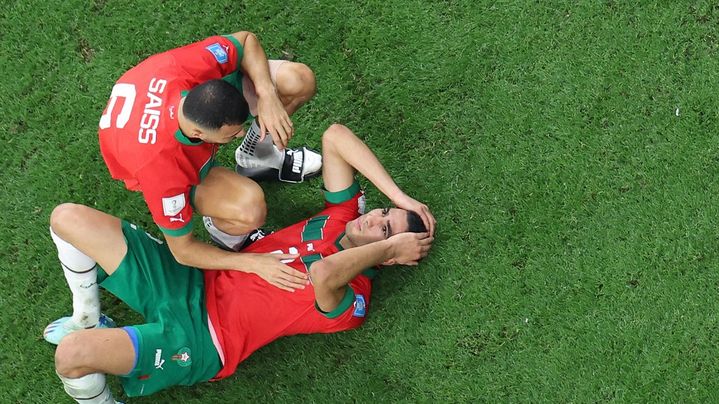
50;227;100;328
236;119;284;169
203;217;249;251
58;372;116;404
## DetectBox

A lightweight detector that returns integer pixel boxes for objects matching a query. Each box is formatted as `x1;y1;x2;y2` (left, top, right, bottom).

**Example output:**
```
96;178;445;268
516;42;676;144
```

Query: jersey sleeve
323;181;365;216
136;164;195;237
166;35;244;83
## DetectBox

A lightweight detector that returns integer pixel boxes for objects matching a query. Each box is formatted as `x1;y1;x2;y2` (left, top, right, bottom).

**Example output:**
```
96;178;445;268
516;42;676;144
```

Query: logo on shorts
206;43;228;64
353;294;366;318
172;347;192;367
154;349;165;370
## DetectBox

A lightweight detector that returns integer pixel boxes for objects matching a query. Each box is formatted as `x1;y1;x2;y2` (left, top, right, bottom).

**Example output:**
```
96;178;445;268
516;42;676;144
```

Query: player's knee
50;203;86;239
55;333;89;378
322;123;349;150
277;63;316;103
229;187;267;229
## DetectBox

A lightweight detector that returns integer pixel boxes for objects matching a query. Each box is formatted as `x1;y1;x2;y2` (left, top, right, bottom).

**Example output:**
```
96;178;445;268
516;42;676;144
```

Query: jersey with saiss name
99;35;244;236
204;182;372;380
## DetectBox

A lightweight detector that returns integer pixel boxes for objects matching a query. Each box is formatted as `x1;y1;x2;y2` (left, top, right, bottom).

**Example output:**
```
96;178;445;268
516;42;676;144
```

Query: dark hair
183;79;249;130
406;210;427;233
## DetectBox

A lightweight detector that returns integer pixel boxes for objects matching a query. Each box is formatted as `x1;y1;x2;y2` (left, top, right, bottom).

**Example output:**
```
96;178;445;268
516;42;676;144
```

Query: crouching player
43;124;436;402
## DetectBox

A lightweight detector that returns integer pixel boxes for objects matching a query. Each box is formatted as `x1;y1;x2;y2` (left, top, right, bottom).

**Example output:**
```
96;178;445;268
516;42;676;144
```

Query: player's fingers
283;269;308;280
271;280;295;292
280;275;307;288
280;265;308;279
276;277;304;290
276;253;300;260
276;126;289;149
259;120;268;142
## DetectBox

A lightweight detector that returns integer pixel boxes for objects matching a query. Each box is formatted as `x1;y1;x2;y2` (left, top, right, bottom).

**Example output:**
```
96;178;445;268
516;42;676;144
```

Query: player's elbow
165;235;194;266
308;261;330;290
231;31;253;46
309;261;341;292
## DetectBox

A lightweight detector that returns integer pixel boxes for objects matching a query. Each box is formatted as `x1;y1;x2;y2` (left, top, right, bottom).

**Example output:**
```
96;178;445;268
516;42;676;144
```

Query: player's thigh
119;319;221;397
50;203;127;274
193;166;266;222
242;60;314;115
55;328;134;377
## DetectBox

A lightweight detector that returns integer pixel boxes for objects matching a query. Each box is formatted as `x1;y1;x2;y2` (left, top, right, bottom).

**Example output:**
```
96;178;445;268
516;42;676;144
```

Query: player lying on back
44;124;436;402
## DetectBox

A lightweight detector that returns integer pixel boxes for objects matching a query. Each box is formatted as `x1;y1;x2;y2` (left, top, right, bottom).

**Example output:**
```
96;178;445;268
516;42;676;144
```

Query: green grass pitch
2;0;719;402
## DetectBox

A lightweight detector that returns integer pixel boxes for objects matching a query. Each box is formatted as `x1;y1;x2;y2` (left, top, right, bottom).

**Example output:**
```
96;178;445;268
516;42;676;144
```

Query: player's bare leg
47;205;130;403
55;328;134;403
275;62;316;115
194;167;267;250
44;204;127;345
236;61;321;183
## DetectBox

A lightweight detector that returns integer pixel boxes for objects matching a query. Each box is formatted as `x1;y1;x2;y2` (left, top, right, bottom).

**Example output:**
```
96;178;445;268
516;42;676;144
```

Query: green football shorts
97;220;221;397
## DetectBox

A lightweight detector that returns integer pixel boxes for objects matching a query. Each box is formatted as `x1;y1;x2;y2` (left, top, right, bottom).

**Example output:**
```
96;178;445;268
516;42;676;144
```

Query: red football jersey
98;35;244;236
204;184;372;380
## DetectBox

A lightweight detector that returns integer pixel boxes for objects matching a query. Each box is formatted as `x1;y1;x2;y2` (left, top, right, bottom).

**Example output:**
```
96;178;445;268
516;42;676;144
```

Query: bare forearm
328;125;405;201
167;235;260;272
234;32;274;98
317;240;393;289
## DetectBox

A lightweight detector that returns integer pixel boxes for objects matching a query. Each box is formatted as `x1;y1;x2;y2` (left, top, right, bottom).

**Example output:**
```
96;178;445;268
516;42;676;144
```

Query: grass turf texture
2;0;719;401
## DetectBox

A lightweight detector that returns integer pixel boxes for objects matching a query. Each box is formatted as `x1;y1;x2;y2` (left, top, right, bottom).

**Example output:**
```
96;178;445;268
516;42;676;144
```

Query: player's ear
188;127;204;139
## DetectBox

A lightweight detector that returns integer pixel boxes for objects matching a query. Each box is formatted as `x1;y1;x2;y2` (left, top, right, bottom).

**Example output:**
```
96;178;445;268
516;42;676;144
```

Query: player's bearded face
345;208;409;246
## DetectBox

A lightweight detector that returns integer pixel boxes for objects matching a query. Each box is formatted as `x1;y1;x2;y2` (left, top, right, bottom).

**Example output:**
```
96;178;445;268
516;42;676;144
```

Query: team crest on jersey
353;294;366;318
162;194;186;217
172;347;192;367
206;43;228;64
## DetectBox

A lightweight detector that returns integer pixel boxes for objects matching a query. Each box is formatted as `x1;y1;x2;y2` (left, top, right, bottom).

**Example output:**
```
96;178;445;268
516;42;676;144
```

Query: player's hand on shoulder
386;232;433;266
247;252;308;292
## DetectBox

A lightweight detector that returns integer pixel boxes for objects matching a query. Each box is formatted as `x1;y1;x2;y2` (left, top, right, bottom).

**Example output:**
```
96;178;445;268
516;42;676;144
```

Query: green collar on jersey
334;232;346;251
175;90;204;146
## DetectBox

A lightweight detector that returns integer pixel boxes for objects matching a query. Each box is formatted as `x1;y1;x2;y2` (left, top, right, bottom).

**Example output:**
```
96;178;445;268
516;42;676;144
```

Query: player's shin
58;372;118;404
50;227;100;327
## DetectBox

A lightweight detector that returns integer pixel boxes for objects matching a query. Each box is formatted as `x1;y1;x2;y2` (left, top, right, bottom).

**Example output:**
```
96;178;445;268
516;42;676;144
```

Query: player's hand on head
391;193;437;236
257;93;293;150
250;253;307;292
387;232;433;266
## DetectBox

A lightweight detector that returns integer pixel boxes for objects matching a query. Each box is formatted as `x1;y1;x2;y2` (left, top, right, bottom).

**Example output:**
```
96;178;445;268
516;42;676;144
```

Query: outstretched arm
321;123;436;235
231;31;293;148
165;232;307;292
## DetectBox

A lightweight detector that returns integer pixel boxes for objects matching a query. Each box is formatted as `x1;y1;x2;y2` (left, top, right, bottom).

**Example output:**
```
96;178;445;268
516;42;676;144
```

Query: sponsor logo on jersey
169;213;185;223
168;105;175;119
172;347;192;367
162;194;186;217
353;294;366;318
206;43;228;64
154;349;165;370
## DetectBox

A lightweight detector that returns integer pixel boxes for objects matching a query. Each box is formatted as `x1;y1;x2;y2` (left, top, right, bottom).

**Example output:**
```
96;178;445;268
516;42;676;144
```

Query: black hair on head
406;210;427;233
183;79;249;130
